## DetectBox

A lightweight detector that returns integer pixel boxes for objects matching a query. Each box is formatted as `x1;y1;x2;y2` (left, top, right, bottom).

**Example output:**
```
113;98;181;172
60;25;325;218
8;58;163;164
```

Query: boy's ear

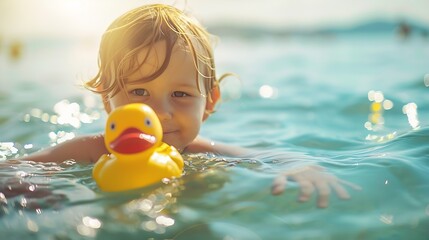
102;95;112;113
203;85;220;121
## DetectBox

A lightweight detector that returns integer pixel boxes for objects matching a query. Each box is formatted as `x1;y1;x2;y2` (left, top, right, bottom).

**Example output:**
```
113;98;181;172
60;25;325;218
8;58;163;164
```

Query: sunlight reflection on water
24;99;100;129
365;90;397;142
402;102;420;130
364;87;424;143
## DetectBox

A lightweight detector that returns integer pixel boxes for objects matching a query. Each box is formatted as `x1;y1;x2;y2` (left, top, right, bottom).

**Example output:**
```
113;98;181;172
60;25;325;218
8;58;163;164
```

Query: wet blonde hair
85;4;225;109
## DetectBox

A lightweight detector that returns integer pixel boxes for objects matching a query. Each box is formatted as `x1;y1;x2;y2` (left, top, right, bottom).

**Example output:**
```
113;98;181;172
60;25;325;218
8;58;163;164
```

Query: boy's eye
131;89;148;96
172;91;190;97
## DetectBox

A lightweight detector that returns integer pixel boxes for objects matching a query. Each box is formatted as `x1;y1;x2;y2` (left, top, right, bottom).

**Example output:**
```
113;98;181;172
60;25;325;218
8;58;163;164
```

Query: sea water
1;23;429;240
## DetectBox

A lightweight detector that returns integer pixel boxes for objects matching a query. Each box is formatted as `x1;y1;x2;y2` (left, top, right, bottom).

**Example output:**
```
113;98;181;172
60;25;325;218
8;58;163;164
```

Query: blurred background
1;0;428;83
0;0;428;144
1;0;428;93
1;0;429;38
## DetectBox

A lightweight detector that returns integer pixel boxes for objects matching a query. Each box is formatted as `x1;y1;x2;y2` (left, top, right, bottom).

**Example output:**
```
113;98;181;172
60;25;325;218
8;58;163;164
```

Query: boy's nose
149;99;172;121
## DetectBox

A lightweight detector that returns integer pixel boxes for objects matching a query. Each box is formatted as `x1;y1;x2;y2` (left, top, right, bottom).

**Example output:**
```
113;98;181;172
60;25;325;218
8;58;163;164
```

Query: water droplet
138;199;153;212
27;219;39;232
424;74;429;87
0;192;7;205
142;220;157;231
76;224;97;237
156;215;175;227
15;171;28;178
82;216;102;229
28;185;36;192
24;144;33;150
23;114;31;122
379;214;394;224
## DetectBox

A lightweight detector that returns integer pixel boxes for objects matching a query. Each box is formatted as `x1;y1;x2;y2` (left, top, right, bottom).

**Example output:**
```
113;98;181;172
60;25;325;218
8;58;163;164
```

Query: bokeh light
23;99;100;129
259;85;278;99
402;102;420;129
365;90;397;142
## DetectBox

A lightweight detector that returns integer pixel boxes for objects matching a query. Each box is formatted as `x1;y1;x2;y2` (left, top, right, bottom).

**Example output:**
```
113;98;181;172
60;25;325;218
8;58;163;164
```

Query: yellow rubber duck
93;103;184;192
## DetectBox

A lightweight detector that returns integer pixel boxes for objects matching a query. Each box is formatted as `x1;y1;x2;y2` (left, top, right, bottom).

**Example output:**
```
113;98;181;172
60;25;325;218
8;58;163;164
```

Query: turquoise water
1;25;429;239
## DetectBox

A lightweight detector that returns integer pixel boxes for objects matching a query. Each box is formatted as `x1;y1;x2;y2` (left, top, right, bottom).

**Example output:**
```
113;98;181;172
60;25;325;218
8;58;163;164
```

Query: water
1;23;429;239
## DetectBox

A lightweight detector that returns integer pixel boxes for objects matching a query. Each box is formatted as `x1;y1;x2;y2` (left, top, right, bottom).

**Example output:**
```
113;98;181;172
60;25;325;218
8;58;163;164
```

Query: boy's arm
13;134;107;163
184;136;252;156
186;136;361;208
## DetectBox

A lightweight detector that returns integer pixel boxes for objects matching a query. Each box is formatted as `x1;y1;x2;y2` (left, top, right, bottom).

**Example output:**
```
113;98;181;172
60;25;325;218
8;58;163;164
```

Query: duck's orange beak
110;128;156;154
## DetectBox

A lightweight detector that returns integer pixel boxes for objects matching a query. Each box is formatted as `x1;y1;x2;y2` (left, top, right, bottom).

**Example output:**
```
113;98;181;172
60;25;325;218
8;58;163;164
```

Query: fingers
298;177;346;208
338;179;362;191
297;180;315;202
331;181;350;200
271;175;287;195
314;181;331;208
272;166;361;208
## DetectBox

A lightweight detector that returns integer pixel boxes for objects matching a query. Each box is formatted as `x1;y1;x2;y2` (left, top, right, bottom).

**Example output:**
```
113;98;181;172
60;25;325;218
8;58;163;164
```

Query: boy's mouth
110;128;156;154
163;131;176;135
163;129;178;135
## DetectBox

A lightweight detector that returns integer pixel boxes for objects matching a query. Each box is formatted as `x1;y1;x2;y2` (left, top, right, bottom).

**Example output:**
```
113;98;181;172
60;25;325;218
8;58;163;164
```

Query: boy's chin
163;134;185;151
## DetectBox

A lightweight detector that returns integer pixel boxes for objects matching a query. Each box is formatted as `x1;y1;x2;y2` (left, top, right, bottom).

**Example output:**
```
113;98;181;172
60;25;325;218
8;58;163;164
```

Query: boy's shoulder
72;134;107;162
46;134;107;163
65;134;104;147
76;134;105;144
14;134;107;163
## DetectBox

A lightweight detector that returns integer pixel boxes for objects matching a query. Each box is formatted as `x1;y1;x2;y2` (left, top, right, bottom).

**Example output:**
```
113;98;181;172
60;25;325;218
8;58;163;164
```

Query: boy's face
106;40;213;151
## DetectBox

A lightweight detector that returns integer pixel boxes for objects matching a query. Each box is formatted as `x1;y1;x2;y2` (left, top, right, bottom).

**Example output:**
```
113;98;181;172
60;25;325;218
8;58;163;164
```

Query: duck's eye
145;118;151;127
110;122;116;130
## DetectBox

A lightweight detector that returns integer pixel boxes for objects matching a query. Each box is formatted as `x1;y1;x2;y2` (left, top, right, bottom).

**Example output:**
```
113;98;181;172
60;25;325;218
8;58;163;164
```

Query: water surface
1;23;429;239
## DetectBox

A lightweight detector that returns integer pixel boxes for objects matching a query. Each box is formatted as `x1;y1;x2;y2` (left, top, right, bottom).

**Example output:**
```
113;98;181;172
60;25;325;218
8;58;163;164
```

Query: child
14;4;359;207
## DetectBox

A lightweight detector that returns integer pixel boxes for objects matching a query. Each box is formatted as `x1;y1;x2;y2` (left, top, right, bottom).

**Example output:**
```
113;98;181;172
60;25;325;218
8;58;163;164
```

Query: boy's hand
271;165;361;208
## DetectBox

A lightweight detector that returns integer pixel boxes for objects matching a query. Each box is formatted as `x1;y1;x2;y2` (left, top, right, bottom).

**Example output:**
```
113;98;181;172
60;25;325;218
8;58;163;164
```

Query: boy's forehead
127;40;197;83
133;40;168;77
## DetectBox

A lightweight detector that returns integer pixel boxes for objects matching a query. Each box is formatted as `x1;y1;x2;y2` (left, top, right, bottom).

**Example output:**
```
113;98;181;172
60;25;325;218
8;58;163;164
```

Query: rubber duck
93;103;184;192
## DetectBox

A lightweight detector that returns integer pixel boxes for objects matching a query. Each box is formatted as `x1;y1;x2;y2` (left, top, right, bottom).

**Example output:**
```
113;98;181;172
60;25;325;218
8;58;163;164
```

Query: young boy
14;4;359;207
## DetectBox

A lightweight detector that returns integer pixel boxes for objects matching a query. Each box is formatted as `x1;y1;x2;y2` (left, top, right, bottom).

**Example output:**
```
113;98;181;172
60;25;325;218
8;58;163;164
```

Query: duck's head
104;103;162;161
